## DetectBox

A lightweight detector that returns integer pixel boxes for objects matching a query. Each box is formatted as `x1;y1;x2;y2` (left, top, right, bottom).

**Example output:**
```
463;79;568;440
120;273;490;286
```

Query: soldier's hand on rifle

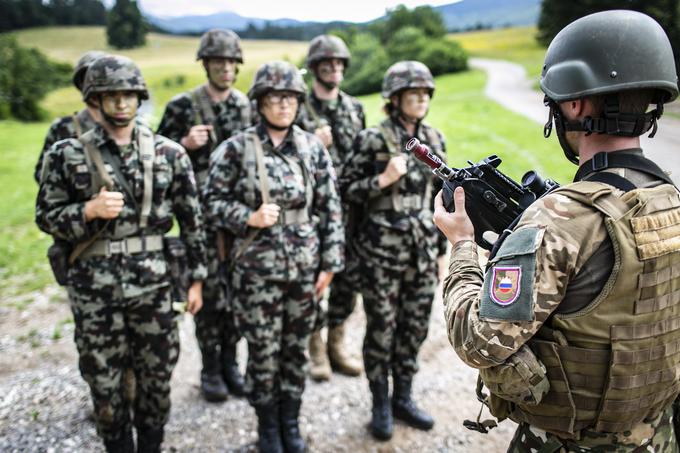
247;203;281;228
378;155;408;188
315;270;334;297
84;186;125;221
186;281;203;315
314;125;333;148
433;187;475;246
180;125;213;151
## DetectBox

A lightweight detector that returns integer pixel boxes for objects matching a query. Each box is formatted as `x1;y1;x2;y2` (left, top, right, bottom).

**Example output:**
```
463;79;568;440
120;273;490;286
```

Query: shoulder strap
340;93;361;129
377;121;403;211
552;181;630;220
422;123;442;150
138;126;155;228
585;172;636;193
575;150;676;187
72;112;83;138
232;133;271;261
304;96;323;130
69;131;114;265
191;86;219;145
290;128;315;214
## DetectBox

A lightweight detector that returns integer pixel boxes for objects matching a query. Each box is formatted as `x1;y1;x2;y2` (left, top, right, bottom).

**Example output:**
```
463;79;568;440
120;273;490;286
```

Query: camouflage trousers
313;265;359;331
68;286;179;441
507;404;678;453
231;272;316;406
194;248;241;360
360;261;437;383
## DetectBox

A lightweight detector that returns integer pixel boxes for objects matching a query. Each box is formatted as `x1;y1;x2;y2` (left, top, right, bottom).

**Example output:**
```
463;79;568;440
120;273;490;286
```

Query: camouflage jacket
35;123;207;298
339;117;448;272
204;124;344;281
157;85;252;190
35;109;97;183
442;187;612;367
296;89;365;177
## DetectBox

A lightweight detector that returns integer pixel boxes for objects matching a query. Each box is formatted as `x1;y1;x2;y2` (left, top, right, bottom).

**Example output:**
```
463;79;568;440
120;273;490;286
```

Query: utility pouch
47;239;73;286
163;236;190;303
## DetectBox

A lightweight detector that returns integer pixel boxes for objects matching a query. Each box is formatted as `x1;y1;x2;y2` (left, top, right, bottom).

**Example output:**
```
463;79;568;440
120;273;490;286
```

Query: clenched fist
378;154;407;188
84;187;124;221
314;125;333;148
247;203;281;228
180;125;214;151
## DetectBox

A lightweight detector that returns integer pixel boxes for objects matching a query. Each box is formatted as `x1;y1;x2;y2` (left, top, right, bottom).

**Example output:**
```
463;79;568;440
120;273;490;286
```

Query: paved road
470;58;680;185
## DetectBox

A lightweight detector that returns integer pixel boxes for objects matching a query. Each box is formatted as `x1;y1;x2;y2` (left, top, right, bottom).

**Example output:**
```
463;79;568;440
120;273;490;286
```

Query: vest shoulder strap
552;181;630;220
191;85;218;144
138;125;156;228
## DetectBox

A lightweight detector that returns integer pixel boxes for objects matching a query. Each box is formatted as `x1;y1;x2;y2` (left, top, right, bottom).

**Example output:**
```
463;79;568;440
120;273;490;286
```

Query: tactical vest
506;181;680;437
370;119;441;212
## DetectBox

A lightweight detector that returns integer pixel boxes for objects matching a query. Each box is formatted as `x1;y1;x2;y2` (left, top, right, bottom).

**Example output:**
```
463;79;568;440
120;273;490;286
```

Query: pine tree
107;0;147;49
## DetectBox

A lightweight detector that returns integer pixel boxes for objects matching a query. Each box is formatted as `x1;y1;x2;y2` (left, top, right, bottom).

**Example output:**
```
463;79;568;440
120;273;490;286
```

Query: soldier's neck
267;127;288;148
205;82;231;103
86;105;103;123
577;135;641;165
103;122;135;146
313;80;339;101
398;116;417;137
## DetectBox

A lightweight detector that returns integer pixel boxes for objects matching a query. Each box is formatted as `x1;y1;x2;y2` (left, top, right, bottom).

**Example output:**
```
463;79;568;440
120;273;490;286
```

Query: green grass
0;26;568;298
451;26;546;80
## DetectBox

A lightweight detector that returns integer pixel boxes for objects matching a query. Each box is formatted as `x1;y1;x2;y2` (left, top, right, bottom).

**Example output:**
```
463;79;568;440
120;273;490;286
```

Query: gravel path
0;284;515;452
470;57;680;185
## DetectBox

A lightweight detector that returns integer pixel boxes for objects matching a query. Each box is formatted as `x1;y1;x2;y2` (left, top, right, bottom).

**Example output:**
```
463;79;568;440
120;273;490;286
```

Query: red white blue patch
490;266;521;306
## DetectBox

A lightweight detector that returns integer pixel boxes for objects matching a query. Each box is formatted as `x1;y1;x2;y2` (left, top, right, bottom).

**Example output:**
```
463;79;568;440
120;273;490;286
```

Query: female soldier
204;61;344;453
340;61;448;441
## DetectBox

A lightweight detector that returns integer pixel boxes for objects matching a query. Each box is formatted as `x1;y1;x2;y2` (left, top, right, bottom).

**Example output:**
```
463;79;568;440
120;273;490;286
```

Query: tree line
0;0;107;33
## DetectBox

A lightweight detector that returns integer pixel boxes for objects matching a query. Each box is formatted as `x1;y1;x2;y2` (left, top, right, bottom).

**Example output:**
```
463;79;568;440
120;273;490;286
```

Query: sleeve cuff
450;240;478;267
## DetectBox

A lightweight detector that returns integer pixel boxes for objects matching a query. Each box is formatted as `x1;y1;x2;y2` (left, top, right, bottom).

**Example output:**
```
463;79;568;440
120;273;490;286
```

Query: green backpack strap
377;121;403;211
191;85;219;145
138;125;155;229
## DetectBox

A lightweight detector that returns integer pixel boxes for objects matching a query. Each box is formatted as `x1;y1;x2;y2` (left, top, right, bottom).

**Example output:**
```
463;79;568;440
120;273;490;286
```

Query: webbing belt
369;194;425;211
80;234;163;259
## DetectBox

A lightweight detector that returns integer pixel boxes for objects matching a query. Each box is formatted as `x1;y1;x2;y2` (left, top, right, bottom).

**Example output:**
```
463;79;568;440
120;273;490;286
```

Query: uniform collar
256;122;295;149
92;122;140;153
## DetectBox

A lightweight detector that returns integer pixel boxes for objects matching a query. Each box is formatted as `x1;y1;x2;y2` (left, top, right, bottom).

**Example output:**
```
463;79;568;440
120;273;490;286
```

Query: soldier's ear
391;94;401;109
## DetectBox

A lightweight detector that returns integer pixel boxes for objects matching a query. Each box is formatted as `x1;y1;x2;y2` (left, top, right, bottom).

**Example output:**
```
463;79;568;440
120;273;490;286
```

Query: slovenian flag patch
490;266;521;306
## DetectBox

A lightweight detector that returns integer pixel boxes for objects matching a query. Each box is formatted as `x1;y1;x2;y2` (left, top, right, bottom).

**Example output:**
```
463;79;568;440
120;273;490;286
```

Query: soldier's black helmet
541;10;679;164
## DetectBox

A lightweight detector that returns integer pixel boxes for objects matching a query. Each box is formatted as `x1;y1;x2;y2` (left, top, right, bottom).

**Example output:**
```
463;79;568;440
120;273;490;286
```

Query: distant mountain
145;11;306;34
144;0;541;35
435;0;541;30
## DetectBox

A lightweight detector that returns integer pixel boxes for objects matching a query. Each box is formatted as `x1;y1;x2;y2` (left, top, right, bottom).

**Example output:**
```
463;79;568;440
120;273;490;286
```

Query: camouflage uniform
157;28;251;400
35;56;207;449
204;121;344;405
443;11;680;453
35;109;97;183
297;91;365;330
340;117;447;383
157;85;251;357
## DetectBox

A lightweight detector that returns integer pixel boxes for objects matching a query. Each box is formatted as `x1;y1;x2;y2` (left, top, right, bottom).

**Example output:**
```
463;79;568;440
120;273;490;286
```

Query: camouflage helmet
541;10;678;103
72;50;107;92
248;61;306;100
196;29;243;63
306;34;351;68
82;55;149;101
381;60;435;99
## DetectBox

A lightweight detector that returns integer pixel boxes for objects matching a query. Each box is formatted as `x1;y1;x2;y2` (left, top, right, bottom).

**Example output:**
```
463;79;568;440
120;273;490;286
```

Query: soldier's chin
106;116;132;127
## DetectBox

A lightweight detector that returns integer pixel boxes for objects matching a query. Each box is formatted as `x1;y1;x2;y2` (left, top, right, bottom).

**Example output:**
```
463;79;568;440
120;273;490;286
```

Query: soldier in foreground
157;28;250;403
340;61;448;440
34;50;106;183
204;61;344;453
297;34;365;381
36;55;207;452
435;11;680;452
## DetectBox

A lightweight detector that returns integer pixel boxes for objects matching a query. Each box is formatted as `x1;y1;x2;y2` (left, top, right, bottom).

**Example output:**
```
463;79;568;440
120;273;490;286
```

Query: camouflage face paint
205;57;238;91
100;91;139;127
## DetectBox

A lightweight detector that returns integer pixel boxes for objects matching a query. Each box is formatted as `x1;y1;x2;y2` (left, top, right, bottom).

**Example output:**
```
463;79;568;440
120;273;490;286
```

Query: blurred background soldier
157;28;250;403
436;10;680;452
204;61;344;453
297;34;365;381
340;60;448;441
36;55;207;453
34;50;107;183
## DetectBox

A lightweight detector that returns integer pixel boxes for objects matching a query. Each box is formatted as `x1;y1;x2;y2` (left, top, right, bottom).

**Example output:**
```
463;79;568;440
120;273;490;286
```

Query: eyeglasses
265;91;299;105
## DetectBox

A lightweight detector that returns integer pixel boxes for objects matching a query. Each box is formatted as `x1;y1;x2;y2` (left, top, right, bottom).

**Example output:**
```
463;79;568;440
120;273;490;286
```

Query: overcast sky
130;1;458;22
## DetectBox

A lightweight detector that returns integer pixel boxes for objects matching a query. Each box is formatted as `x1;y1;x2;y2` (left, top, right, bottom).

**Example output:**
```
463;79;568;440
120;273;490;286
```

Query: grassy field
451;26;546;80
1;26;565;298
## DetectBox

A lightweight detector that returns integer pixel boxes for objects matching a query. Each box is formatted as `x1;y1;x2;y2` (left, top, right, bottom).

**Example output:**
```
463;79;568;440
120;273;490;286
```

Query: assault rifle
405;138;559;252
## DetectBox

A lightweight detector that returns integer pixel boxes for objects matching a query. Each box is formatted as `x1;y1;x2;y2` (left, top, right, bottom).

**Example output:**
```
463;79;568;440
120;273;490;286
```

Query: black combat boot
136;425;164;453
201;350;228;402
254;402;284;453
103;428;134;453
369;377;393;440
222;343;246;397
392;378;434;430
280;397;306;453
